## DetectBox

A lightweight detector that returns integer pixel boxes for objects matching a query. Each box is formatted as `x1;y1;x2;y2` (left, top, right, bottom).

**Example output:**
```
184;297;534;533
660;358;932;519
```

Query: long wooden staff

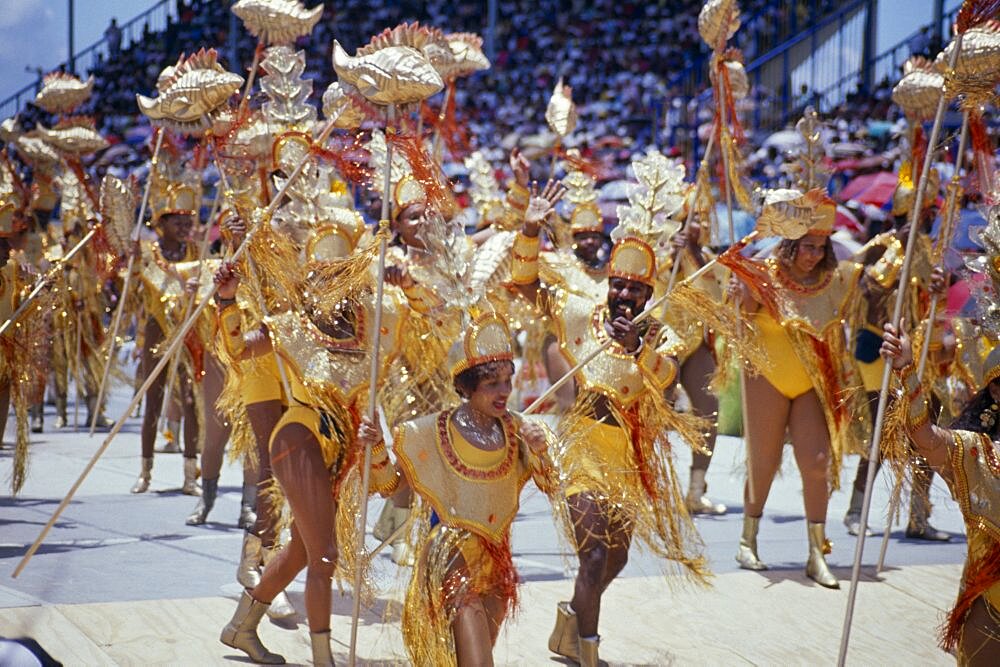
348;104;396;667
874;112;970;573
0;227;98;336
73;311;84;431
836;24;965;667
90;130;166;435
11;117;339;579
664;125;718;295
715;61;756;505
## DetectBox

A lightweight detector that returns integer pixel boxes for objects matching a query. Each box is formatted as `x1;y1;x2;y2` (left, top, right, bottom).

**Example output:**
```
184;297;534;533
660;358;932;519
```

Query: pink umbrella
835;205;863;233
837;171;898;207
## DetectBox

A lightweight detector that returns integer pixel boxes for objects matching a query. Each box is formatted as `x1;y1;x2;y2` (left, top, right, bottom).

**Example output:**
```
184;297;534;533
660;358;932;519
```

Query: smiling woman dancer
881;324;1000;664
721;190;870;589
358;312;557;666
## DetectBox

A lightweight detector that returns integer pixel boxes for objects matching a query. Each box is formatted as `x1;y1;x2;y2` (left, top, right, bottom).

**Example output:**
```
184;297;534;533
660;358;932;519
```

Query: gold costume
393;407;555;664
719;246;871;486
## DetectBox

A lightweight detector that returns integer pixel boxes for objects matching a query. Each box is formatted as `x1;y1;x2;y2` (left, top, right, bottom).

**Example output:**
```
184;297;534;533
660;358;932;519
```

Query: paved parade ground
1;382;968;665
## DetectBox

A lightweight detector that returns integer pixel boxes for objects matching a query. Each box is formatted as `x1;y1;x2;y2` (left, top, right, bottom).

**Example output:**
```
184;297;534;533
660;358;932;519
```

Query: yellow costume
719;244;871;486
387;313;557;666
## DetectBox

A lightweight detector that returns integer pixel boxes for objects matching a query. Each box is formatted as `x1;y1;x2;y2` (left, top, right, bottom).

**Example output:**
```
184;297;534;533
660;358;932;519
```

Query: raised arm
510;179;567;303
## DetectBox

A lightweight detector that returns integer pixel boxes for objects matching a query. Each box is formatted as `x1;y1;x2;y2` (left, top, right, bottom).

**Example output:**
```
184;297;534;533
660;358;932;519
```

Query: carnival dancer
511;168;709;664
214;222;441;663
130;161;202;496
357;312;557;666
844;167;950;540
721;189;870;588
881;324;1000;663
660;201;729;515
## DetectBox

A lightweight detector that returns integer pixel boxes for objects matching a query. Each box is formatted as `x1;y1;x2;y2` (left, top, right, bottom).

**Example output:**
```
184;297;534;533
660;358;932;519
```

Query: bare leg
246;400;283;547
787;390;831;523
254;422;337;632
453;595;495;666
0;383;9;445
742;373;792;517
199;356;230;479
180;370;199;459
567;492;632;638
960;596;1000;666
682;344;718;472
140;318;165;459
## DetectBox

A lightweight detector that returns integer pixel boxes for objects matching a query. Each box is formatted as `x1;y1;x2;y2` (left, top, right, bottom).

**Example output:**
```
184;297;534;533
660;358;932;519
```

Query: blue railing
0;0;174;120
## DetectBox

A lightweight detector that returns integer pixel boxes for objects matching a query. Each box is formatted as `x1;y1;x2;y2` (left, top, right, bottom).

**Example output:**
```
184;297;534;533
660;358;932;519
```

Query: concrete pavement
0;380;968;664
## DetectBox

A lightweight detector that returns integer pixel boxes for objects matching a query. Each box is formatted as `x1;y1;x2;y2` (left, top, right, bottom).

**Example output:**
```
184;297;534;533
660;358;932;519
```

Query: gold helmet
447;311;514;378
608;236;657;286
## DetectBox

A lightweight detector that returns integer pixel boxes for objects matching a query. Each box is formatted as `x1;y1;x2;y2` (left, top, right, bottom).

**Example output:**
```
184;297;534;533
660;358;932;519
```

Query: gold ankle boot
547;601;579;660
805;522;839;589
310;630;335;666
578;635;600;667
736;515;767;570
181;457;201;496
686;468;727;515
130;457;153;494
260;546;296;620
220;591;285;664
236;532;262;589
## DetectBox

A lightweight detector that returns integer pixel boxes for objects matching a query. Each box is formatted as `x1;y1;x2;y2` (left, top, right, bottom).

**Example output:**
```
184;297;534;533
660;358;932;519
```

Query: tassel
941;538;1000;651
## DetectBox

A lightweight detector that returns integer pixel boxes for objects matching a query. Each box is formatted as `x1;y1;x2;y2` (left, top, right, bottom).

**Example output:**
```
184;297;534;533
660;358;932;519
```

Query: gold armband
899;364;929;430
511;232;540;285
506;182;530;212
216;302;246;361
368;440;400;496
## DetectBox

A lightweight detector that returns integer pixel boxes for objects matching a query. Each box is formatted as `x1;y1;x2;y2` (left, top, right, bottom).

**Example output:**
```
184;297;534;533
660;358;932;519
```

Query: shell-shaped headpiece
892;57;944;120
545;78;577;138
232;0;323;45
936;21;1000;107
13;136;59;168
136;49;244;134
755;188;833;239
446;33;491;79
34;73;94;114
699;0;741;50
35;118;109;155
332;24;444;105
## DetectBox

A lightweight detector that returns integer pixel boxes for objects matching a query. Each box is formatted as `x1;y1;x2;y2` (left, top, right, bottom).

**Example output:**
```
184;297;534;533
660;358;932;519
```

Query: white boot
261;545;296;620
236;532;262;589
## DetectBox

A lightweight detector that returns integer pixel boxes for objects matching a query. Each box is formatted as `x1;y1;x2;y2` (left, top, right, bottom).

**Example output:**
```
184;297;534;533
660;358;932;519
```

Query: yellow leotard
754;310;814;400
564;416;635;498
240;350;287;406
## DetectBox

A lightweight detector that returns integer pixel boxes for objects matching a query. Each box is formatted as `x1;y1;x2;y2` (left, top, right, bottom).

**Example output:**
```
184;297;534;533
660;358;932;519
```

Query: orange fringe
387;132;457;216
942;539;1000;651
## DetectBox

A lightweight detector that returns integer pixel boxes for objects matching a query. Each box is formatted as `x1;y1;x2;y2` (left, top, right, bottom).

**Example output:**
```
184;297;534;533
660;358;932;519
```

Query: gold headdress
563;163;604;236
232;0;323;46
332;23;445;106
137;49;244;134
34;72;94;115
447;311;514;378
0;166;25;237
149;153;202;223
892;57;944;121
367;129;426;212
891;161;940;217
464;151;507;230
755;188;834;239
35;117;109;155
610;148;687;285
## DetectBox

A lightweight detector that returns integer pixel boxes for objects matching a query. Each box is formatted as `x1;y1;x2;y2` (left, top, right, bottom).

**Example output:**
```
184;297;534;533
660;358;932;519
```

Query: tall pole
861;0;878;93
68;0;75;74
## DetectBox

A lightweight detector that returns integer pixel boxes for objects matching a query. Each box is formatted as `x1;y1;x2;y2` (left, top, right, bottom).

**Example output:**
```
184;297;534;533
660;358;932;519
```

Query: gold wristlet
368;440;400;496
216;302;246;361
506;182;530;212
511;232;540;285
899;364;929;429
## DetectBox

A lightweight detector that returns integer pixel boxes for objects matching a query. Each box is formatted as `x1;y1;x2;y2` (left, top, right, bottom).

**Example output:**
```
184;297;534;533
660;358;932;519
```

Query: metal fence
0;0;174;121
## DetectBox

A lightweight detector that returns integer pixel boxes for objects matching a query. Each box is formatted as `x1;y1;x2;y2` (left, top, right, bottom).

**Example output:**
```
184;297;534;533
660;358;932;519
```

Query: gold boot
310;630;335;666
130;457;153;494
735;515;767;570
805;522;839;589
261;546;296;620
578;635;600;667
686;468;727;515
220;591;285;664
547;601;579;660
181;457;201;496
236;532;262;590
